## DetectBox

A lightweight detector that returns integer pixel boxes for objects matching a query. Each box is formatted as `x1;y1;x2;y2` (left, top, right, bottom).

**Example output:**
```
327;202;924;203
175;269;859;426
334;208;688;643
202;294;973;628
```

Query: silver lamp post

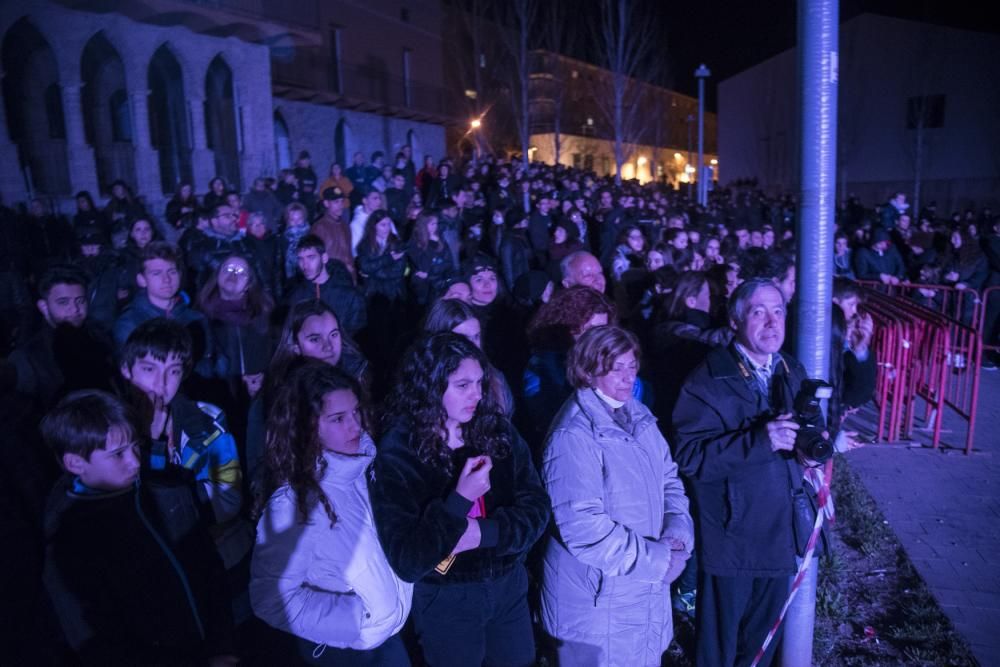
694;64;711;206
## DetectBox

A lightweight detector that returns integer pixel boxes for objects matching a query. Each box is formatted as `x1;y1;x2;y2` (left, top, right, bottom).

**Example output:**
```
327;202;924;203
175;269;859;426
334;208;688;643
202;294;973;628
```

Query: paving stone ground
843;366;1000;666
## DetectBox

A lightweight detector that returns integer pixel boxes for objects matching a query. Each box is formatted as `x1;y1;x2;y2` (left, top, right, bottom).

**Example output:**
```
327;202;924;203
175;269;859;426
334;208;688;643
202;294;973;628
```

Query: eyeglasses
222;264;247;275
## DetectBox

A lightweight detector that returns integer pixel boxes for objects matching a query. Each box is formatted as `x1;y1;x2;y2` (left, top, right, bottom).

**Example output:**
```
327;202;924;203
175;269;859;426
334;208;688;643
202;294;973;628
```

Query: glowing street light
470;118;482;129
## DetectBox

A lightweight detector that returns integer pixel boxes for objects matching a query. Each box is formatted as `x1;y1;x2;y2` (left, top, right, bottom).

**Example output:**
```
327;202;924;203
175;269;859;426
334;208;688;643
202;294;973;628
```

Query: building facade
1;0;449;213
528;50;718;186
718;13;1000;211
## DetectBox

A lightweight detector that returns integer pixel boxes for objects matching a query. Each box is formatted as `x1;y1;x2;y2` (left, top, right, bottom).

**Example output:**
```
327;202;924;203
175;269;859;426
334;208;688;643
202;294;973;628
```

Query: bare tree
593;0;660;185
495;0;538;166
541;2;579;166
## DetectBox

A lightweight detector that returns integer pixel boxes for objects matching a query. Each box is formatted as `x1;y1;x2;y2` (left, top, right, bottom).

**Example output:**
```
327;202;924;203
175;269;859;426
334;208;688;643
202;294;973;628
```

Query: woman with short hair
540;325;693;667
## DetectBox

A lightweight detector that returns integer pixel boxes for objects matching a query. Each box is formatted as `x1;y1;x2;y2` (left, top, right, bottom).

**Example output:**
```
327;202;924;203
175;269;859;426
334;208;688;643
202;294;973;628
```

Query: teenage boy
284;234;367;336
113;241;216;376
41;390;237;665
119;318;251;570
10;265;113;409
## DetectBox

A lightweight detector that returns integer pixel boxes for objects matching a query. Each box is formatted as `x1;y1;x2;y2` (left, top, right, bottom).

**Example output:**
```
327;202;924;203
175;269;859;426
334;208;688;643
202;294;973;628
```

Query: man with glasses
186;204;263;290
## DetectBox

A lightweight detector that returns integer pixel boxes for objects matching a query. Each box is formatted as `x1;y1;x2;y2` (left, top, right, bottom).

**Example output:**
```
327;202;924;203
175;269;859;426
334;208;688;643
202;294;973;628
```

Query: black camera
793;379;834;462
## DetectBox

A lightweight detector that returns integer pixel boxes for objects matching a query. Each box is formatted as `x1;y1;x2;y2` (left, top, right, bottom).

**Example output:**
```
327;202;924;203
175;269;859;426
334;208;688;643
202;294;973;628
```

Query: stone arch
273;110;291;171
204;54;240;190
148;43;192;195
1;17;70;195
81;31;135;194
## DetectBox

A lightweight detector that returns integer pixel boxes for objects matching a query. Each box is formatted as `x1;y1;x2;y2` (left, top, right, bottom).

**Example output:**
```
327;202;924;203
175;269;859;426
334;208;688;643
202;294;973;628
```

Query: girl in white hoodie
250;359;412;665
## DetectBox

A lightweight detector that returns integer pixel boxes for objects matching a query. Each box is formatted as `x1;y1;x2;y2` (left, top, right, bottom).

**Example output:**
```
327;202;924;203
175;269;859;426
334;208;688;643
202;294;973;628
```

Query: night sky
616;0;1000;111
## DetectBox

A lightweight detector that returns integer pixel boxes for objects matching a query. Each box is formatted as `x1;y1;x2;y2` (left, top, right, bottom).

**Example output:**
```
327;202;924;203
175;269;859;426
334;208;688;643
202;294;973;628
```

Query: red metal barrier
856;280;981;329
857;286;981;453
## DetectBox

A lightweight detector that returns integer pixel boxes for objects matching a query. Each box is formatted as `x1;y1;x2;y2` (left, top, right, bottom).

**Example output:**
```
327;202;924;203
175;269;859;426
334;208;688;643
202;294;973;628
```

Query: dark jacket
406;240;455;305
184;229;263;289
242;233;282;297
650;309;734;425
499;231;533;293
113;293;216;376
356;242;408;302
853;245;907;281
43;474;234;665
527;211;551;264
369;420;550;584
671;343;809;577
10;323;114;410
283;268;367;336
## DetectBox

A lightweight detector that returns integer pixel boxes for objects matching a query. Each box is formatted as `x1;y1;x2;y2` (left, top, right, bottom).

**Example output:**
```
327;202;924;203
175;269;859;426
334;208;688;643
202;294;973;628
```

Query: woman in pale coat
540;325;694;667
250;359;412;665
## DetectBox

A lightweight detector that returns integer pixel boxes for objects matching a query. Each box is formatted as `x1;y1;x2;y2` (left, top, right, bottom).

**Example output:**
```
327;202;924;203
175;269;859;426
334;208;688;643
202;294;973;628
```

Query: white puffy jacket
250;435;412;650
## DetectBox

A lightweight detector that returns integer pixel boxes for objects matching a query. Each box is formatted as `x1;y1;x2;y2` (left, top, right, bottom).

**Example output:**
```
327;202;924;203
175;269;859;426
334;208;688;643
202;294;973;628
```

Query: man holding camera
671;278;816;667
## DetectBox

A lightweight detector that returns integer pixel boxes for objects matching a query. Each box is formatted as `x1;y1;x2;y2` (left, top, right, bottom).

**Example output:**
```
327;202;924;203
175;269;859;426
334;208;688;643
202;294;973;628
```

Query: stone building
1;0;449;213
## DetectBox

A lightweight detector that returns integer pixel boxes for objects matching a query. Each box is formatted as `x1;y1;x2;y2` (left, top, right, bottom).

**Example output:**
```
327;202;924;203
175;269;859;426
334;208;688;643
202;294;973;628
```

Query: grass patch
813;454;978;666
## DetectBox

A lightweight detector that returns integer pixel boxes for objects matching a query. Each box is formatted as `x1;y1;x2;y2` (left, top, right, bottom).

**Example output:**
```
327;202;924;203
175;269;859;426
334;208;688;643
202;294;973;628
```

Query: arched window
45;84;66;139
109;89;132;142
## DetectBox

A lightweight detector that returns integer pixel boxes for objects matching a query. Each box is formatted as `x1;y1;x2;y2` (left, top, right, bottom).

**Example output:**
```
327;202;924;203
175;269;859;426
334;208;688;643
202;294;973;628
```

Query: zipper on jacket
133;484;206;640
593;572;604;606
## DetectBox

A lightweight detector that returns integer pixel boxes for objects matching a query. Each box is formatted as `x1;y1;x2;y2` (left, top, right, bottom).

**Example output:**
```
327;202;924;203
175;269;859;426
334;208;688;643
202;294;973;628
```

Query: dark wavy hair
257;358;362;526
384;333;509;473
526;285;617;350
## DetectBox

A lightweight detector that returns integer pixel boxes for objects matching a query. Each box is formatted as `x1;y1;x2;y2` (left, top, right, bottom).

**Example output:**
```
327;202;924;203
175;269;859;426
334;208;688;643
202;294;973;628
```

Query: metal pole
783;0;838;663
686;114;693;199
695;64;711;206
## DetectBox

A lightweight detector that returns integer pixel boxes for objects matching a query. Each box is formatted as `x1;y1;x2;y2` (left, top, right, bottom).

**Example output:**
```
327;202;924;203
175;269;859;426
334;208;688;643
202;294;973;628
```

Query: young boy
119;317;251;569
41;390;236;664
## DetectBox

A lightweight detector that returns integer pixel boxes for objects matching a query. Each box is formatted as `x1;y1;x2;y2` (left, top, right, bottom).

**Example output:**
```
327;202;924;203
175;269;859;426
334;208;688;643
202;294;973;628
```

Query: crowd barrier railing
980;285;1000;355
857;285;981;453
855;280;981;329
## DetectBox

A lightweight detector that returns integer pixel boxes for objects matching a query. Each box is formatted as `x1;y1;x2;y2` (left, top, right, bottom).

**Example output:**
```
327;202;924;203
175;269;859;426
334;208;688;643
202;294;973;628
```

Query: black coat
43;474;234;664
671;343;809;577
283;269;367;336
499;232;533;293
369;420;550;584
406;240;454;305
356;242;408;302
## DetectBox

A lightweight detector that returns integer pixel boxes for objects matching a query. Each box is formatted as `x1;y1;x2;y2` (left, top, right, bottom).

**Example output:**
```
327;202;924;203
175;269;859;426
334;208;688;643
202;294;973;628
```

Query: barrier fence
856;281;982;454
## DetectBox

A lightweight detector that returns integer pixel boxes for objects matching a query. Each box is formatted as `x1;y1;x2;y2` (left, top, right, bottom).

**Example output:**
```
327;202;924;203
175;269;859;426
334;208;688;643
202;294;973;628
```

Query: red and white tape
750;458;835;667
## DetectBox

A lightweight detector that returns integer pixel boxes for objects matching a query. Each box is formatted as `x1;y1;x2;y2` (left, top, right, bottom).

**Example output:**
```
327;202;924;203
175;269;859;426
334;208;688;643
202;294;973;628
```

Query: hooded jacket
251;436;412;650
540;388;693;667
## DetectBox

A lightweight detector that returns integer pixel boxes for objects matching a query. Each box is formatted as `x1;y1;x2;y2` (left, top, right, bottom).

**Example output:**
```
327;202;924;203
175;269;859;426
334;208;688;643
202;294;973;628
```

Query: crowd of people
1;143;999;667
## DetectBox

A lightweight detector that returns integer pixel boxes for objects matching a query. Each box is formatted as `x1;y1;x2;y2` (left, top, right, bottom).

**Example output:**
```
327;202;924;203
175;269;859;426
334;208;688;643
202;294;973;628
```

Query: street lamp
695;63;711;206
469;118;483;165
